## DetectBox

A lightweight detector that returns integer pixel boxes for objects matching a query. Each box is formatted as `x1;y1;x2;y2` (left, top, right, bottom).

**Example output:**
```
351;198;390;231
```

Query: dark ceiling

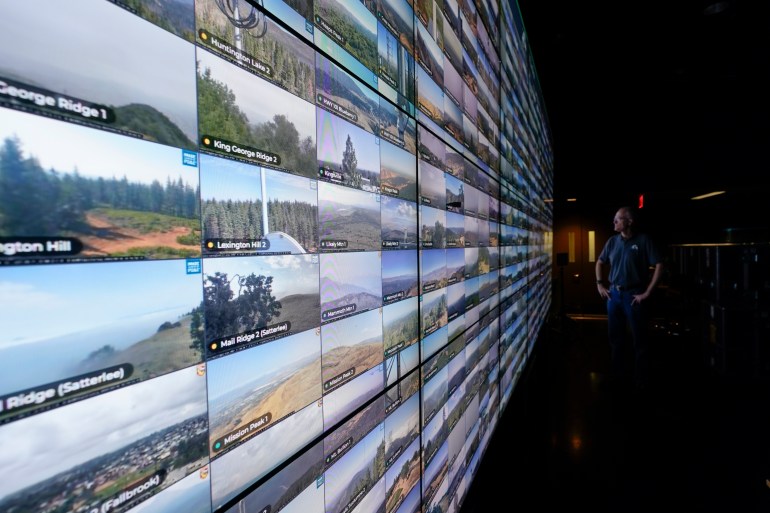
515;0;768;239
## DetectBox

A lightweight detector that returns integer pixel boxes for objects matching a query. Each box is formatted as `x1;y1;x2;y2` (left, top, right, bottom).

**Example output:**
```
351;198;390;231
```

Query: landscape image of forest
377;0;414;54
320;251;382;318
420;288;448;337
200;156;318;254
380;97;418;153
420;248;446;294
416;23;444;89
0;110;200;259
197;50;317;178
121;0;195;41
385;437;420;513
197;0;315;102
324;423;385;513
318;182;381;251
321;308;384;392
445;211;465;248
383;296;419;358
317;108;381;192
422;442;448;508
381;140;417;201
202;254;320;345
207;329;322;451
0;367;208;513
315;0;379;73
316;54;382;135
0;1;197;149
0;260;204;409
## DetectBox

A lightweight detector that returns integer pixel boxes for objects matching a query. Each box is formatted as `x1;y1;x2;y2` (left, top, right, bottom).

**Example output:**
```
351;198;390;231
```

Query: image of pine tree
343;134;361;188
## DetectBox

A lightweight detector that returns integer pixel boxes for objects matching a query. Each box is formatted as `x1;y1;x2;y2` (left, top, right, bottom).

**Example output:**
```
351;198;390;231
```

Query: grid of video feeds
0;1;552;513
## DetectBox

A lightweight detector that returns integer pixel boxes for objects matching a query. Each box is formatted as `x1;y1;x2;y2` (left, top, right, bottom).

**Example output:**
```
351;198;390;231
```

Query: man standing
596;206;664;393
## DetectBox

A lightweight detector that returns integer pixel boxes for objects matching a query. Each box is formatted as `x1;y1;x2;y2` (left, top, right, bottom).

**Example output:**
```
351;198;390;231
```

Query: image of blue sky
382;249;417;279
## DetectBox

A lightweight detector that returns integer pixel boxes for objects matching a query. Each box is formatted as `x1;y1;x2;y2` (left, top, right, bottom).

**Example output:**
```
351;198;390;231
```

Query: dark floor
461;311;770;513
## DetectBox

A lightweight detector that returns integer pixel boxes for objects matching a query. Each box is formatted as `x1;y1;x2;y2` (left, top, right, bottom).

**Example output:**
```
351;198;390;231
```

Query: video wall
0;1;552;513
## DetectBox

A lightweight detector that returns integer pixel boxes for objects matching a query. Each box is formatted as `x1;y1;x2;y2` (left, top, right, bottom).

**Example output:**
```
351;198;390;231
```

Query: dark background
516;0;769;244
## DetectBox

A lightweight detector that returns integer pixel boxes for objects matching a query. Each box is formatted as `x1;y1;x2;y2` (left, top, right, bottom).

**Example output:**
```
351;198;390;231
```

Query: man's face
613;210;631;233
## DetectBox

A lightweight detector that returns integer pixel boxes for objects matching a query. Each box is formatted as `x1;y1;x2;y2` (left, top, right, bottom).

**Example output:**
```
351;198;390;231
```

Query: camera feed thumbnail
421;287;448;337
324;421;385;513
126;465;211;513
207;329;321;456
380;139;417;201
385;435;420;513
0;0;197;150
318;182;381;252
381;196;417;250
196;0;315;103
321;308;383;394
0;108;200;262
445;173;464;214
416;65;444;125
203;254;320;354
0;259;203;421
323;363;385;430
197;50;316;178
379;97;417;152
383;295;419;358
320;251;382;322
445;212;465;248
314;0;378;83
200;155;319;255
0;365;208;513
381;249;418;304
420;248;447;294
210;401;324;509
419;160;446;209
420;205;446;249
317;107;381;193
377;24;417;116
224;441;324;513
377;0;414;55
316;54;381;135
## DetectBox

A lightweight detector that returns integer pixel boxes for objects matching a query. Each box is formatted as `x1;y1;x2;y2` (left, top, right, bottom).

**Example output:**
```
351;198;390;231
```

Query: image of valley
0;1;197;149
0;366;208;513
416;66;444;123
317;108;380;192
239;441;324;513
320;251;382;319
381;250;418;303
121;0;195;41
446;281;465;322
203;254;320;344
322;363;385;427
314;0;378;72
0;260;204;401
0;109;200;259
196;0;315;102
420;249;446;294
384;392;419;465
377;0;414;54
420;205;446;248
324;424;385;513
322;309;383;391
207;328;322;449
197;50;316;178
383;296;419;357
200;155;318;254
381;196;417;249
316;54;381;135
318;182;381;251
325;396;384;467
416;22;444;89
380;140;417;201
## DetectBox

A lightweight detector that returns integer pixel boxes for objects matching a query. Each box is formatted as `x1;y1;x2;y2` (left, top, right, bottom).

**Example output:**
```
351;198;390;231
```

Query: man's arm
596;258;610;299
633;262;664;304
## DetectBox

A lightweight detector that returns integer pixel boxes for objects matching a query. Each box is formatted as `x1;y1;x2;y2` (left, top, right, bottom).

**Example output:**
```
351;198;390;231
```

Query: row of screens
0;1;553;513
0;0;551;205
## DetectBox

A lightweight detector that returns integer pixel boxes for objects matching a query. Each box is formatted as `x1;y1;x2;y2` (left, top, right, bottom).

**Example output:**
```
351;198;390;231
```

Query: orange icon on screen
207;241;214;249
200;466;209;479
196;364;206;377
210;343;218;350
203;137;211;145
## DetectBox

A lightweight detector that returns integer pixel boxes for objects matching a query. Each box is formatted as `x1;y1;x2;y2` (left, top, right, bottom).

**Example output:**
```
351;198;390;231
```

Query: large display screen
0;0;552;512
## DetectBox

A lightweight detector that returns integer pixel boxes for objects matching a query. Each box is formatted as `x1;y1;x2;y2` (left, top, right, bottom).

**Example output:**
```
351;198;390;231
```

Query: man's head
613;207;635;235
